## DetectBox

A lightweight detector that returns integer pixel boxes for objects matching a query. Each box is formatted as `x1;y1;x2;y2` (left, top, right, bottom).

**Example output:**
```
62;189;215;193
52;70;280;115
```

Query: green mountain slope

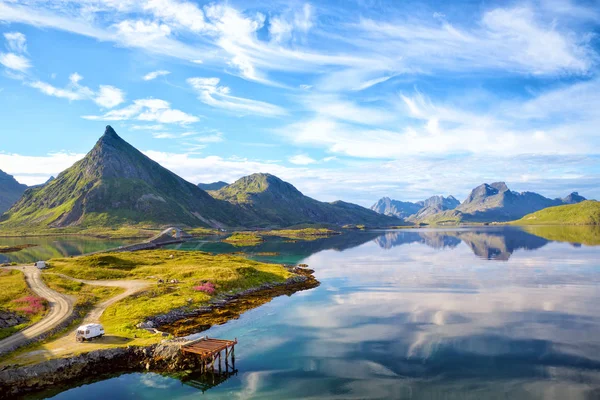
0;170;27;214
212;173;399;227
514;200;600;225
1;126;238;229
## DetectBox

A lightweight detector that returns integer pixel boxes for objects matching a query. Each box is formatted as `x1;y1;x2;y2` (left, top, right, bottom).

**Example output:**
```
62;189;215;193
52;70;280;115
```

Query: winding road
0;266;74;355
0;267;150;356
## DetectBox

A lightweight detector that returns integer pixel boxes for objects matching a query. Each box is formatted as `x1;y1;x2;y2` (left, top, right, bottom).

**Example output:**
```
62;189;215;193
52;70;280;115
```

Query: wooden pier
181;337;237;374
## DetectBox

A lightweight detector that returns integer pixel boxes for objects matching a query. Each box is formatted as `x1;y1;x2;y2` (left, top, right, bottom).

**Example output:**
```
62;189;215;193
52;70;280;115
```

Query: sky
0;0;599;206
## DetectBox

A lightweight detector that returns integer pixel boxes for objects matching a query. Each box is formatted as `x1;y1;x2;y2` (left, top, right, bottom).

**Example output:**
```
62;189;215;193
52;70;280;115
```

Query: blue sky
0;0;599;206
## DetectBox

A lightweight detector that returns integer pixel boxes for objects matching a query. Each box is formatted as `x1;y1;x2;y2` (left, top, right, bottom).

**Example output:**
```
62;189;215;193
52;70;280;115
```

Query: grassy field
222;232;264;246
0;269;47;340
43;274;124;311
514;201;600;225
45;250;292;340
261;228;340;240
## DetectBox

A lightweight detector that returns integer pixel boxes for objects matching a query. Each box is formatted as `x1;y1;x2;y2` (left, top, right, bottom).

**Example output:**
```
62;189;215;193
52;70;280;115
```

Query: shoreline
0;268;319;398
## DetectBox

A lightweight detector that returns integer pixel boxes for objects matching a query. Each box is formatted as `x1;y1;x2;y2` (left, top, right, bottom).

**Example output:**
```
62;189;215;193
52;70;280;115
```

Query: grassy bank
261;228;340;240
222;232;264;246
46;250;292;339
0;226;157;240
0;269;47;340
513;200;600;226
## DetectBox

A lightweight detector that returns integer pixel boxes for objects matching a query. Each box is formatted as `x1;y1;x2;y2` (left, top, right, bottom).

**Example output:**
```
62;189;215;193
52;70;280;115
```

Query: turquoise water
0;236;138;264
27;227;600;399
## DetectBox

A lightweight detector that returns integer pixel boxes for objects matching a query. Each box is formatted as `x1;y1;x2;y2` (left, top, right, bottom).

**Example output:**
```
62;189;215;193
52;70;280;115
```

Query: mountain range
0;126;397;230
373;182;587;224
371;195;460;219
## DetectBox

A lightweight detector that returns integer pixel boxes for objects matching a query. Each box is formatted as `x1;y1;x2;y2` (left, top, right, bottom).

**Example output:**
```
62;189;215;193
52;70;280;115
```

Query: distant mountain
1;126;237;228
198;181;228;191
0;170;27;214
371;195;460;220
370;197;422;218
212;173;399;227
418;182;587;224
515;200;599;225
30;176;55;189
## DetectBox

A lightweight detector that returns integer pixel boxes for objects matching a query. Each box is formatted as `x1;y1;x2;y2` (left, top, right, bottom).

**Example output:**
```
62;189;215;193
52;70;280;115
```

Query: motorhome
34;261;47;269
76;323;104;342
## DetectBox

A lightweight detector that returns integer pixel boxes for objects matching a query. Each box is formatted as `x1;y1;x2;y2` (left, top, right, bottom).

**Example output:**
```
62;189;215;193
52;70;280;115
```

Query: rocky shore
0;340;199;398
138;267;319;335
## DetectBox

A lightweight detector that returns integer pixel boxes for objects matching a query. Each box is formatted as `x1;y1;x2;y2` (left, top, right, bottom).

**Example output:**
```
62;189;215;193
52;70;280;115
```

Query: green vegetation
43;274;124;310
261;228;340;240
0;269;46;340
45;250;292;340
222;232;264;246
514;201;600;225
186;227;220;237
522;225;600;246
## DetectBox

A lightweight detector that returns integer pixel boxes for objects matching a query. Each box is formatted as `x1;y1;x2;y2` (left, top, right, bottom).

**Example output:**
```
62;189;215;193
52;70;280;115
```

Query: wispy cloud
289;154;317;165
83;98;198;124
142;70;171;81
28;73;125;108
4;32;27;53
187;77;287;117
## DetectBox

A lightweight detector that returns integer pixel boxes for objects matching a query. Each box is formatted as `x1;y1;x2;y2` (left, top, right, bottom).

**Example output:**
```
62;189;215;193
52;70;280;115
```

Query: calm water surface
0;236;138;264
26;227;600;399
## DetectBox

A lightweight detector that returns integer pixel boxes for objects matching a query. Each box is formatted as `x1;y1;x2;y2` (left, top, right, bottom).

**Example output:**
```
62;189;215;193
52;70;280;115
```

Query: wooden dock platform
181;337;237;374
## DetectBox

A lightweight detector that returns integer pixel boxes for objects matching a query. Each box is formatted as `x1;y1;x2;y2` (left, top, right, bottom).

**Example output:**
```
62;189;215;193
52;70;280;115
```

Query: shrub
12;295;46;315
193;282;216;295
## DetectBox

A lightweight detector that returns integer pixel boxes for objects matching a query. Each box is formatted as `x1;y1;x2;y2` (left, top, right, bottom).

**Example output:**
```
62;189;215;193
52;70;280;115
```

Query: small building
76;323;105;342
34;261;47;269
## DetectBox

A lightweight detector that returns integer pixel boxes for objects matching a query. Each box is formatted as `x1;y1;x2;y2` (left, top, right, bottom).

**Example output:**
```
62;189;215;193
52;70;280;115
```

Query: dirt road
0;266;74;355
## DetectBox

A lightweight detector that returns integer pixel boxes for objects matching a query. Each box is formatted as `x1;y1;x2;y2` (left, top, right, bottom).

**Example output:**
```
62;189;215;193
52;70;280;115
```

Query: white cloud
28;74;124;109
0;52;31;72
269;3;314;44
142;70;171;80
187;77;286;117
0;152;85;186
289;154;317;165
94;85;125;108
28;80;93;101
83;98;199;124
4;32;27;53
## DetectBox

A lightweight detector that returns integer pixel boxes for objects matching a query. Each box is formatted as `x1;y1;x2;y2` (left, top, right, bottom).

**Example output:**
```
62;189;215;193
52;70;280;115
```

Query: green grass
42;273;124;308
0;269;47;340
222;232;264;246
261;228;340;240
44;250;292;339
514;201;600;225
0;226;156;239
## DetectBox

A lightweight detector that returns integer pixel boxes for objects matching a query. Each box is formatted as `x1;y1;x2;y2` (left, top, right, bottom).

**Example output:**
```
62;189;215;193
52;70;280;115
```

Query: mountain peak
103;125;119;138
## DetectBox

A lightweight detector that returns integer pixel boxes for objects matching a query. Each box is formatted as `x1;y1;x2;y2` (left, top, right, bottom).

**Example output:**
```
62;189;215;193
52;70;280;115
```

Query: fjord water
36;227;600;399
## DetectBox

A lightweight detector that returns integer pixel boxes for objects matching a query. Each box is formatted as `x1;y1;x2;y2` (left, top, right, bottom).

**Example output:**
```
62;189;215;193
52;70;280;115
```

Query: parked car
76;323;105;342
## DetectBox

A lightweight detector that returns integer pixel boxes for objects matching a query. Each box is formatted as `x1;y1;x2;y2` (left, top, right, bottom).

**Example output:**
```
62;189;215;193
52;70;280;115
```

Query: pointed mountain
560;192;586;204
212;173;398;227
198;181;229;191
0;170;27;214
1;126;237;228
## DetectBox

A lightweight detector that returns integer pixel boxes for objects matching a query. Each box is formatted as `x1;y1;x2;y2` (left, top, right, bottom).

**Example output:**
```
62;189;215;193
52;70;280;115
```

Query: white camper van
34;261;47;269
76;323;104;342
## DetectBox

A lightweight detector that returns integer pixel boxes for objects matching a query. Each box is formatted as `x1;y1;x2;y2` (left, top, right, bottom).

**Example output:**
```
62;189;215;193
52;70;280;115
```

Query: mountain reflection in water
13;226;600;399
